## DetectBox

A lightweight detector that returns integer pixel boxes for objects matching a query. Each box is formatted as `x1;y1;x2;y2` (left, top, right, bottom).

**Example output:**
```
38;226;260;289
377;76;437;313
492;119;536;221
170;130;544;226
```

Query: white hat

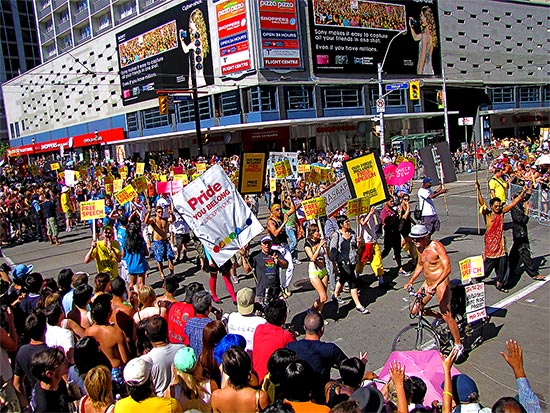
409;224;430;239
61;186;69;193
123;358;152;386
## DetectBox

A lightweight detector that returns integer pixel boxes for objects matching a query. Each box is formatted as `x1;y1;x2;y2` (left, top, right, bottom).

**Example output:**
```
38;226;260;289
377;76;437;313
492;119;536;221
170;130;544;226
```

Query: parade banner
419;142;457;185
132;176;148;193
465;283;487;323
136;162;145;175
343;153;390;206
384;161;415;185
156;180;185;195
308;165;335;184
268;152;299;180
302;197;327;220
239;153;267;194
346;197;371;218
459;255;485;284
297;164;311;174
114;184;137;205
50;162;60;171
172;165;264;266
80;200;105;221
64;170;76;187
321;178;352;217
196;163;207;173
113;179;123;192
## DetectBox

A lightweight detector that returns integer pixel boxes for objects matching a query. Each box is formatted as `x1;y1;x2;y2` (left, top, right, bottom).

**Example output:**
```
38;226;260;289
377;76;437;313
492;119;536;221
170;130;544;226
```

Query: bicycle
392;284;487;354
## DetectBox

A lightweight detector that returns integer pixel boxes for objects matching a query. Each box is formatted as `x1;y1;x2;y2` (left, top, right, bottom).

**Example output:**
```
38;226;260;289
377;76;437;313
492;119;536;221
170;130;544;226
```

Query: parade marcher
476;182;529;293
145;205;175;280
123;222;149;291
60;186;76;232
508;184;545;281
355;208;386;287
489;166;510;204
404;224;463;356
170;210;191;263
417;177;447;235
329;215;370;314
42;192;60;245
304;223;329;314
397;194;417;266
380;197;405;279
204;247;237;305
266;196;296;298
84;225;121;280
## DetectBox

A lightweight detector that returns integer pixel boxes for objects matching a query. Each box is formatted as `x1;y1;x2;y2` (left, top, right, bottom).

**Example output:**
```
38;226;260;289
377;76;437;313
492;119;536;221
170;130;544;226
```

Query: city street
2;169;548;409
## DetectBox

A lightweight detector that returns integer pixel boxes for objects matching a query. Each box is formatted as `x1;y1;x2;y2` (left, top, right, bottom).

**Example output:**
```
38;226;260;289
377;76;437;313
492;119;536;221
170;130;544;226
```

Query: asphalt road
2;169;549;409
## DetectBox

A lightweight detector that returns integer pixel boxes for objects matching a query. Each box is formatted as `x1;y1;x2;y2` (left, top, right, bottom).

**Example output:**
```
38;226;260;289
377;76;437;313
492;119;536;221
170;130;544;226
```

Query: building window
323;87;362;108
98;14;111;29
491;87;514;103
518;86;540;102
286;86;313;110
250;86;277;112
543;85;550;102
127;112;138;131
41;0;51;8
219;91;240;116
14;122;21;138
120;2;135;18
77;0;88;13
368;88;405;105
177;97;212;123
79;25;91;39
142;107;170;129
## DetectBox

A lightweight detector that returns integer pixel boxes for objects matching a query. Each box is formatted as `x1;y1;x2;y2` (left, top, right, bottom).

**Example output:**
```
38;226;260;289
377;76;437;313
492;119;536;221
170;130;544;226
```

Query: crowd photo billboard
308;0;441;76
116;0;214;105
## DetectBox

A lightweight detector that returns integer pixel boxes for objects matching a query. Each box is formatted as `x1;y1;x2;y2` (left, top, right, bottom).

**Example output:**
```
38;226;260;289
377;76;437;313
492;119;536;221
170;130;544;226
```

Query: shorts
65;210;75;219
423;215;441;234
207;259;232;274
175;233;191;246
111;366;127;397
153;239;175;263
46;217;58;236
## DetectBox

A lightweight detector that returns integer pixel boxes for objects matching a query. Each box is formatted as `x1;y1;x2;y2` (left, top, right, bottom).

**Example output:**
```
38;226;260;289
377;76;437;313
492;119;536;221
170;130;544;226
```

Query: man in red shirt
252;298;294;382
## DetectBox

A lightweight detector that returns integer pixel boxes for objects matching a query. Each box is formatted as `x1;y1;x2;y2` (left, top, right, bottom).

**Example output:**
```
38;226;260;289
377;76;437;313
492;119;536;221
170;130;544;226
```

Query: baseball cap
422;177;434;184
409;224;430;239
270;204;281;211
236;287;255;315
446;374;479;403
123;358;152;386
12;264;34;281
350;386;385;413
260;235;272;243
173;347;197;373
61;186;69;193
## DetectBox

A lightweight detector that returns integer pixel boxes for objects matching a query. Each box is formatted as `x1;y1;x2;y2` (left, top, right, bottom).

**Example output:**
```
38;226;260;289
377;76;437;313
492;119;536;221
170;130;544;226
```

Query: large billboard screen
258;0;302;69
309;0;440;76
116;0;214;105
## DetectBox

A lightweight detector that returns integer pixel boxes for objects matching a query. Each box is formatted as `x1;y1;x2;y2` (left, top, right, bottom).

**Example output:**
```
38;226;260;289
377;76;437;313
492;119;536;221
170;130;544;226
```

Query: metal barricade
508;183;550;226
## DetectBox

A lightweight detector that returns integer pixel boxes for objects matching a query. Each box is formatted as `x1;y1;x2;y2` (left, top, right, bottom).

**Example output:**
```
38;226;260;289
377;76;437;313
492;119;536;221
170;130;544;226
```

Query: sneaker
332;294;344;304
399;269;411;277
293;259;302;265
282;288;293;298
356;306;370;314
230;274;239;284
453;343;465;357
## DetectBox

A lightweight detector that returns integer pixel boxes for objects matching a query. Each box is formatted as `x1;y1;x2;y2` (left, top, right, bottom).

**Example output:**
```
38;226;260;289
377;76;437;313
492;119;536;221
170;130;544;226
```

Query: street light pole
377;29;407;157
190;49;203;157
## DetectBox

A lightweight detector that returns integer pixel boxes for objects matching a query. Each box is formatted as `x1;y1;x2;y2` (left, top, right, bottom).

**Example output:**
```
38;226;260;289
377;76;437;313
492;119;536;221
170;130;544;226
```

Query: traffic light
409;81;420;100
372;124;381;137
158;95;168;115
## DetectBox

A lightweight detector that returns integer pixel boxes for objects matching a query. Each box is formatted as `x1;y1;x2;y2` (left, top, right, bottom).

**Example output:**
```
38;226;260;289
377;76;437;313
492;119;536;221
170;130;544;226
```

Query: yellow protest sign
114;184;137;205
159;175;167;182
50;162;60;171
113;179;123;192
346;197;371;218
80;200;105;221
298;164;311;174
120;171;127;180
273;159;292;179
302;197;327;220
269;178;276;192
396;155;407;164
459;256;485;284
132;176;148;193
173;174;188;184
58;171;65;179
152;173;159;181
105;183;114;195
192;173;201;181
343;153;390;207
136;162;145;175
407;157;417;168
239;153;266;194
196;163;207;173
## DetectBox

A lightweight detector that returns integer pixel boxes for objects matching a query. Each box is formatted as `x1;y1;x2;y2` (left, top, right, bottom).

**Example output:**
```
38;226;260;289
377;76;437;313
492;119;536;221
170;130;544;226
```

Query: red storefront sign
7;128;125;157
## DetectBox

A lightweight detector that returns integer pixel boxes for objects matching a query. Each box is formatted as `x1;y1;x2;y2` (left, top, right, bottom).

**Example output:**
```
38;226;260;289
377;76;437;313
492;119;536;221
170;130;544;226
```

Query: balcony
138;0;164;13
90;0;110;14
56;18;71;34
57;38;73;53
72;7;89;24
51;0;67;11
37;4;52;20
114;7;136;25
93;19;112;35
40;28;55;43
74;31;91;45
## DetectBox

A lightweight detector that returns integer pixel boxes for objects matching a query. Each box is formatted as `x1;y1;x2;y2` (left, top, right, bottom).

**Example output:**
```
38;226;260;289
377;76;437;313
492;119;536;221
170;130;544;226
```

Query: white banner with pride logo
172;165;264;266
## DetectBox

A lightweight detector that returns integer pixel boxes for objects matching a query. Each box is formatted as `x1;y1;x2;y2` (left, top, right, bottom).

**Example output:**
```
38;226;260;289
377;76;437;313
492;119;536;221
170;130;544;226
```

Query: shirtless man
404;224;462;355
145;205;175;279
475;181;528;293
85;293;131;396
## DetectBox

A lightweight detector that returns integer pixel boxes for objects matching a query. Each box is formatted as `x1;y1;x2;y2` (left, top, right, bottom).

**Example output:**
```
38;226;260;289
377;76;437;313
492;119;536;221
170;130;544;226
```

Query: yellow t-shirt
92;240;121;279
489;177;508;203
60;192;73;213
113;396;182;413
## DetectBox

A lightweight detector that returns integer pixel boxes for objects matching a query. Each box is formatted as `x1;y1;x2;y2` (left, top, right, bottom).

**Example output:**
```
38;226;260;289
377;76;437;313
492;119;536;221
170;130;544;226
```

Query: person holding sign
145;206;175;280
60;186;76;232
404;224;463;356
84;226;121;280
266;195;296;299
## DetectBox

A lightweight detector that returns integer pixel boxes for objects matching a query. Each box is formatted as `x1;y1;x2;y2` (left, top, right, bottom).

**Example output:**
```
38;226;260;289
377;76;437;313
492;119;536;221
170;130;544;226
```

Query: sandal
496;283;509;293
532;274;546;281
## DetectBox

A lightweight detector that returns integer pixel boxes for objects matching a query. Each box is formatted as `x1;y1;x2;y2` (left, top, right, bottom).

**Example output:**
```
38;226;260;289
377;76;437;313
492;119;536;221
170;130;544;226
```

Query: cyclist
404;224;463;355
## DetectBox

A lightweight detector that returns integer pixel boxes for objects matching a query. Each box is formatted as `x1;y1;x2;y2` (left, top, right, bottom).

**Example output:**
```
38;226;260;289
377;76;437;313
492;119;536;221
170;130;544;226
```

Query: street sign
173;95;192;102
376;98;386;113
458;117;474;126
385;82;409;92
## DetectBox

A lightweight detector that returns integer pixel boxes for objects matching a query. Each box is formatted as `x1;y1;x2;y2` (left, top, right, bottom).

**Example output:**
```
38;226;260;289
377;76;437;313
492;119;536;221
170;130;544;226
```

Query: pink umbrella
378;350;461;405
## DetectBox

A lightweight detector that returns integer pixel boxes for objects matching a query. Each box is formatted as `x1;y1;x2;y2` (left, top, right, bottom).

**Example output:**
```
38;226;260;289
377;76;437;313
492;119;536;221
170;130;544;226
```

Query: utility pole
190;49;203;157
442;67;450;146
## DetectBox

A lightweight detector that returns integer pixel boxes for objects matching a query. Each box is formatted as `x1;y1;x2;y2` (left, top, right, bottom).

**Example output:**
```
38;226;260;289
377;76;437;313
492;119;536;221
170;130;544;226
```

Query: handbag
414;197;425;221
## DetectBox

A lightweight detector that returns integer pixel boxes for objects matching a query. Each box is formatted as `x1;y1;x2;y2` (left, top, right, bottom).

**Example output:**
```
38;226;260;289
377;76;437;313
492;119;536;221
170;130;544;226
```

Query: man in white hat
60;186;75;232
226;287;266;352
404;224;463;355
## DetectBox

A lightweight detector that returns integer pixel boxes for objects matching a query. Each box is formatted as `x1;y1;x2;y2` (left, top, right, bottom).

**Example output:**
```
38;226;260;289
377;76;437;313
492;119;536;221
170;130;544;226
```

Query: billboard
216;0;253;76
258;0;302;69
308;0;441;75
116;0;214;105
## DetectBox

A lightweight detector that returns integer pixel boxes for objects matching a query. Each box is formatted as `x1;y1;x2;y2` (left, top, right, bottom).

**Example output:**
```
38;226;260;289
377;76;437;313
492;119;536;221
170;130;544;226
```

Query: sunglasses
262;241;272;245
273;208;281;211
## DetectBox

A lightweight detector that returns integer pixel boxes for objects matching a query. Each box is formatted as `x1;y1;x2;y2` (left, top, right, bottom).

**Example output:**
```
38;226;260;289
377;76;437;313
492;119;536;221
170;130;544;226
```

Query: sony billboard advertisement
309;0;441;76
116;0;214;106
